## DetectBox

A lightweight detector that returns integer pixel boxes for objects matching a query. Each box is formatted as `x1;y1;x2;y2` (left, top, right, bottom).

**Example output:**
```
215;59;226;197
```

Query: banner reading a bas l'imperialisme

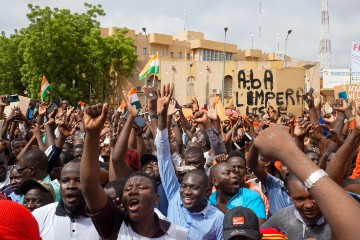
351;41;360;84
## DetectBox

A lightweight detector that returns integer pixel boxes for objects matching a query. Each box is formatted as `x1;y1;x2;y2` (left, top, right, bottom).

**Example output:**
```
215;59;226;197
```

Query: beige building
101;27;320;115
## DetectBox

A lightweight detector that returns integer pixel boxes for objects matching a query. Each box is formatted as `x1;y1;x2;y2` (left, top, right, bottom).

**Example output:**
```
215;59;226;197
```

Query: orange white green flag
139;51;159;80
118;87;142;112
40;75;52;101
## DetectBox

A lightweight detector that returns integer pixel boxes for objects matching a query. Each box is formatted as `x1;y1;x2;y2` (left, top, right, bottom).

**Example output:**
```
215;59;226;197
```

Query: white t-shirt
117;220;188;240
33;202;99;240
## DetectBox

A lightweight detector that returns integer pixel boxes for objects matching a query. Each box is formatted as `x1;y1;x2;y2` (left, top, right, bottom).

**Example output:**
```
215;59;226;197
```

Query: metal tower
319;0;332;70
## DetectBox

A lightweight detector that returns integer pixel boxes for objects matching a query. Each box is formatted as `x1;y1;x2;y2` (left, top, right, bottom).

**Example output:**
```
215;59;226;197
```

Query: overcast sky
1;0;358;68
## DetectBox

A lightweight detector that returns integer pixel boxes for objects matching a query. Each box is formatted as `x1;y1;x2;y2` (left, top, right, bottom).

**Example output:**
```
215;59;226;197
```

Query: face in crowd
286;174;321;220
184;146;205;171
211;163;240;197
122;173;159;221
180;169;210;212
11;139;27;157
60;161;86;214
10;167;23;195
24;187;53;212
141;160;160;183
227;156;247;185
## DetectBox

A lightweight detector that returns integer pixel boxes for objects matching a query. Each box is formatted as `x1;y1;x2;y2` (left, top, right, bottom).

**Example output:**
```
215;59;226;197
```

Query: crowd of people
0;83;360;240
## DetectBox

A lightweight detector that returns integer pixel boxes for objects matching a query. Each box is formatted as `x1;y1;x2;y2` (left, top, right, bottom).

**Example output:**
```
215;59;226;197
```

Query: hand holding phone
234;132;253;150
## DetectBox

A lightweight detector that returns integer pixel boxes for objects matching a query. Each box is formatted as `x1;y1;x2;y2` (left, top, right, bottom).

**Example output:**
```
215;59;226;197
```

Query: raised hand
323;113;335;124
123;91;137;118
330;99;349;112
313;92;322;109
207;105;219;121
167;99;179;117
142;85;158;101
294;118;312;137
83;104;108;134
191;97;199;112
254;124;296;162
38;103;50;115
56;118;77;138
157;84;174;115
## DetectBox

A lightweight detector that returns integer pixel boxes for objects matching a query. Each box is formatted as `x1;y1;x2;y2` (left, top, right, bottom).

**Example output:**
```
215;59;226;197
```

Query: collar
180;198;210;217
55;199;89;219
294;208;325;226
43;175;51;183
124;212;171;237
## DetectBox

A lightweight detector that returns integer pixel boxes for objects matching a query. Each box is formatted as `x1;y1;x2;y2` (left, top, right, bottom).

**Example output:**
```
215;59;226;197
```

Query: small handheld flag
40;76;52;102
139;52;159;80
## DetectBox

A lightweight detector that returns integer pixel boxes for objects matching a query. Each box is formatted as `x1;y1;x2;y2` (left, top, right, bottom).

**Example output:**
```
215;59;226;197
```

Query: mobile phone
305;87;314;102
134;116;146;128
234;132;253;150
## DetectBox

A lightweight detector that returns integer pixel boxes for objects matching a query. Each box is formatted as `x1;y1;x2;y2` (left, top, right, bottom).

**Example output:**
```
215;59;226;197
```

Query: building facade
101;27;320;115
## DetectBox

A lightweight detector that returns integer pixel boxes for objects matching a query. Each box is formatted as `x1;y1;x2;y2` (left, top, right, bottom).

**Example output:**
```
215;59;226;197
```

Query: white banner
351;41;360;84
322;69;350;89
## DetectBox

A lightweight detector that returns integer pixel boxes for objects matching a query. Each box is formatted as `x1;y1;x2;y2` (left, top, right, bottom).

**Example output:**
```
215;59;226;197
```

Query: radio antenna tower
319;0;331;71
183;9;188;31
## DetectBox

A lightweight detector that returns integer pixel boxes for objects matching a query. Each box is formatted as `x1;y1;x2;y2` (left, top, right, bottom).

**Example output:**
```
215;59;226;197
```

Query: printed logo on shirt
232;217;244;225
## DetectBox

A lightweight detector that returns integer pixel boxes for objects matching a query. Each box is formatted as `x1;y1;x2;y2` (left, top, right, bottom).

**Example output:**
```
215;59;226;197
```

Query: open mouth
128;199;140;212
182;196;194;205
66;193;79;203
232;179;239;188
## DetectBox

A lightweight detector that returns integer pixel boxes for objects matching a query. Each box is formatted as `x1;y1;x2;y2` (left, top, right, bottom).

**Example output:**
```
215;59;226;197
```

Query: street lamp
284;29;292;68
190;62;193;100
142;27;149;104
222;27;228;105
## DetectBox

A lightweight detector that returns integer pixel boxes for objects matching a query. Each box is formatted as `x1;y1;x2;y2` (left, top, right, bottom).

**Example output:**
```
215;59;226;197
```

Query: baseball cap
20;179;56;201
140;153;158;167
223;206;260;240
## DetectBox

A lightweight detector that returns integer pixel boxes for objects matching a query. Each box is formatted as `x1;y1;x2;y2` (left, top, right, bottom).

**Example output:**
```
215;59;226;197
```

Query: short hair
59;151;75;166
284;172;305;193
127;171;158;193
209;162;230;180
184;169;209;188
227;151;246;161
194;131;211;150
63;142;74;151
22;148;48;171
105;178;127;198
185;146;204;156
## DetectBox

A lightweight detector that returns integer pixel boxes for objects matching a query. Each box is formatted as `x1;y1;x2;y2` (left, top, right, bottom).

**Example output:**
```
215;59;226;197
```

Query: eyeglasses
15;164;32;174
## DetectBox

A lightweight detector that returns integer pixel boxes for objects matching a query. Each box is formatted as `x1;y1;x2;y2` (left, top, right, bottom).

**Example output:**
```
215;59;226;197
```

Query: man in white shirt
80;101;188;239
33;159;98;240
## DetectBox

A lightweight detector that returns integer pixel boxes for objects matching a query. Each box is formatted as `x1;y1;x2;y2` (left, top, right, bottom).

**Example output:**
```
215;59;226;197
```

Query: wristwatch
304;169;328;190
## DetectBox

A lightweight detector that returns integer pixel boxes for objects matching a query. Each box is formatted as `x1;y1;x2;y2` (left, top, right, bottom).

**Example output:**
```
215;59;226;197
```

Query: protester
20;179;55;212
33;159;98;240
261;173;331;239
156;84;224;239
80;102;188;239
223;206;262;240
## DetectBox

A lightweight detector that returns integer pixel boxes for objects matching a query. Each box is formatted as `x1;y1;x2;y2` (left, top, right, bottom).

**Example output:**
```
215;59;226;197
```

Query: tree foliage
0;3;137;104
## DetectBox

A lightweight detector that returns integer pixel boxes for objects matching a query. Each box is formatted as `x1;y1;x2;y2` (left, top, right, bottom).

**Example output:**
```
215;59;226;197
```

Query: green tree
14;3;137;104
0;30;26;95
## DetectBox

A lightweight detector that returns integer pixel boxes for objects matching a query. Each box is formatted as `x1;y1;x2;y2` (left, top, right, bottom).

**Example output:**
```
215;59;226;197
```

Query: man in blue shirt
156;84;224;239
209;162;266;224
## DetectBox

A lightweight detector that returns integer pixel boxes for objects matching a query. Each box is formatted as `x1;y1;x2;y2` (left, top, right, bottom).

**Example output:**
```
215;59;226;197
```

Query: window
178;52;182;59
170;52;174;58
224;76;233;98
151;49;155;55
142;48;147;55
134;46;137;54
187;53;191;60
160;50;164;57
186;77;195;97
